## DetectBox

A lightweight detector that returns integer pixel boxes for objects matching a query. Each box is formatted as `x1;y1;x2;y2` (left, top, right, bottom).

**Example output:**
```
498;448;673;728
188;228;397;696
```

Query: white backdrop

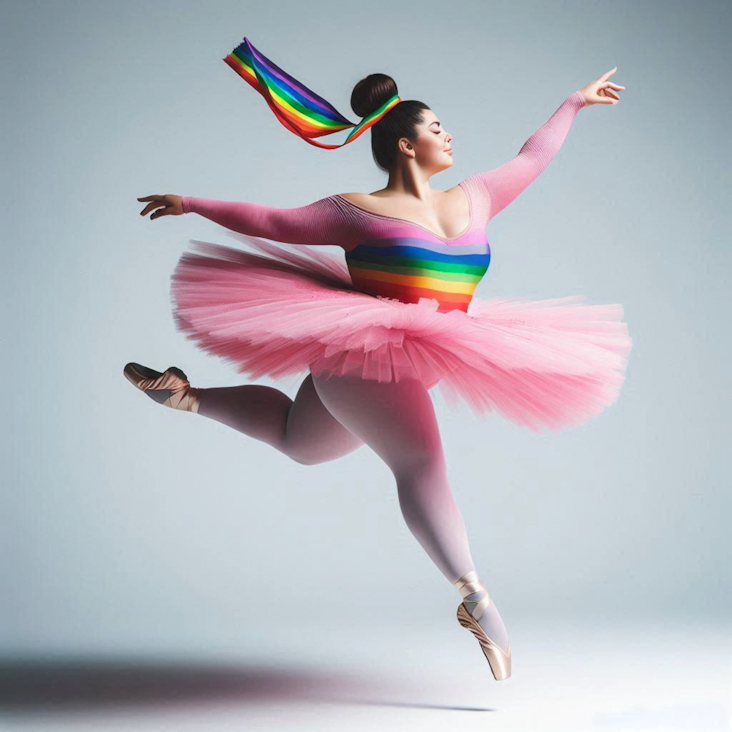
2;0;729;663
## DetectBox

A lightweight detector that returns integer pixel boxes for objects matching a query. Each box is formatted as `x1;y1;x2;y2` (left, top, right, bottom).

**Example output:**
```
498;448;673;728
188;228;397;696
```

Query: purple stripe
245;39;351;124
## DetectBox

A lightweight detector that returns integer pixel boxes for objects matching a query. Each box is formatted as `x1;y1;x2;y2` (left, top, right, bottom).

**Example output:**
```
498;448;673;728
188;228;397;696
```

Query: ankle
166;385;202;413
183;386;202;414
454;570;491;620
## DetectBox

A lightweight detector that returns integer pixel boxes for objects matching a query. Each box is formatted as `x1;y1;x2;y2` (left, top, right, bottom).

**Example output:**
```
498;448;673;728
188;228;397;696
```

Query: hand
578;67;625;107
137;194;184;220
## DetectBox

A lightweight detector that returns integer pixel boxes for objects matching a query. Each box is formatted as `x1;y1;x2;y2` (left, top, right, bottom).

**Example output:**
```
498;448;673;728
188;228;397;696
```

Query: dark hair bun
351;74;398;118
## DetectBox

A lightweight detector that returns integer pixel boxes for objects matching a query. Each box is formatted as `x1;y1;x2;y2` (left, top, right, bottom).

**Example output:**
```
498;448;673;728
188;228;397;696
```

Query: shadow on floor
0;658;494;714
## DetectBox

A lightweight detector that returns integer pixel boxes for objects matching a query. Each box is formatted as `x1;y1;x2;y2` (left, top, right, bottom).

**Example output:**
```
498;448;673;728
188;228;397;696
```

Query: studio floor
2;619;730;732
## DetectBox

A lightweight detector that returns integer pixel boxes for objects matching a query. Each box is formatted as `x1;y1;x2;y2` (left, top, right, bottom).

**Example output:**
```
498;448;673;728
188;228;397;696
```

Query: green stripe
347;254;488;276
349;260;485;284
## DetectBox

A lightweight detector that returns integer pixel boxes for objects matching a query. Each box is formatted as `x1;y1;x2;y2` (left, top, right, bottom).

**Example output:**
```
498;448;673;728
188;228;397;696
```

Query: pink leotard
181;91;585;313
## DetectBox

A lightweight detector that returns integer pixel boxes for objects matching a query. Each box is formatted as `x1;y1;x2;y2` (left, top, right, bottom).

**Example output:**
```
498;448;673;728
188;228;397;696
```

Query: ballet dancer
126;37;630;681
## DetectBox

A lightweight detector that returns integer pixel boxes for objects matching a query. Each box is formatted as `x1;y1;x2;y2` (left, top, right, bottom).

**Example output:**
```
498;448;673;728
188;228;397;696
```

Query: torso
336;185;471;241
334;182;491;314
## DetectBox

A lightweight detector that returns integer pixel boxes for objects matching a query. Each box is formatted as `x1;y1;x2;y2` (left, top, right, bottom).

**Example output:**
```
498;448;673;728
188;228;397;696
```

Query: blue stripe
347;243;491;266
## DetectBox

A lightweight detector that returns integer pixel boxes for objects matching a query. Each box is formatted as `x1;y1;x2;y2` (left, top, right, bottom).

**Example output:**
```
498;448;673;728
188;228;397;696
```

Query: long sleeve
181;194;354;247
460;91;585;221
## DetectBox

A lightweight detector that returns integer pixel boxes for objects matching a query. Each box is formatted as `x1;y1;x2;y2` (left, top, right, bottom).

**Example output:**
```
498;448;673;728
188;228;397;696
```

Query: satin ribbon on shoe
454;570;492;621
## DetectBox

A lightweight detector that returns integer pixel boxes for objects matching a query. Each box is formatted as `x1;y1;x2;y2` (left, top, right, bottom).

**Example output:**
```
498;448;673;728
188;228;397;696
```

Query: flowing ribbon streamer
223;37;401;149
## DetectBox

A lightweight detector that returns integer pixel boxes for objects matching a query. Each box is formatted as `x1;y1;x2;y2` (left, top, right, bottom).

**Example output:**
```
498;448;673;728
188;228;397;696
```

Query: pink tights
195;371;509;650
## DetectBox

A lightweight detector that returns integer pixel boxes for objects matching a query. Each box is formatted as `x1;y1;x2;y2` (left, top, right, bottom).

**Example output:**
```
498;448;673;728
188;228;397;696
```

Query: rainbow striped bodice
344;237;491;313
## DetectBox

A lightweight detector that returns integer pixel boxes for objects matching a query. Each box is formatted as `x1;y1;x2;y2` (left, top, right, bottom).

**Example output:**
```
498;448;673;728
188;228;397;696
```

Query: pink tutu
169;231;632;433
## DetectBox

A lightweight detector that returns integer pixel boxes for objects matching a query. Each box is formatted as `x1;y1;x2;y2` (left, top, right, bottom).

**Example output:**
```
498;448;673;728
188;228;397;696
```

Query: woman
126;38;629;681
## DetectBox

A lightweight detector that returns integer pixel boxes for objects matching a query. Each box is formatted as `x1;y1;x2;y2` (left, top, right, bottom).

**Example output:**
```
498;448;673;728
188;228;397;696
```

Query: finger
600;66;618;81
140;201;165;217
592;92;615;104
604;82;625;90
137;195;160;202
150;206;171;220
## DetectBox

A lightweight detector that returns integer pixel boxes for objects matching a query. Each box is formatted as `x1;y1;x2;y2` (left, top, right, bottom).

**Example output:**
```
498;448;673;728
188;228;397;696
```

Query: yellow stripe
350;267;477;295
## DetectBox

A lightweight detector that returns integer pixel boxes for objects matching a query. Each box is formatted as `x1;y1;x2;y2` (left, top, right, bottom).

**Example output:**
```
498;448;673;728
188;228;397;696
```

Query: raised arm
461;91;586;221
181;194;352;247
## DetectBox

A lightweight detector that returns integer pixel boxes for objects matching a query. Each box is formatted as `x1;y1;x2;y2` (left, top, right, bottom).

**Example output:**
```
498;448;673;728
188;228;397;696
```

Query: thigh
311;373;447;478
284;373;364;463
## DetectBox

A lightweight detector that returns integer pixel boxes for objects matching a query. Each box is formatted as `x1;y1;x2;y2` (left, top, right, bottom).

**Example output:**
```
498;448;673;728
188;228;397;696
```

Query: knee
393;452;447;485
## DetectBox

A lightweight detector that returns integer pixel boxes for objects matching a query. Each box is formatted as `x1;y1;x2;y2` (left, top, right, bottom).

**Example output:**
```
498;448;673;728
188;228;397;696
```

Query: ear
398;137;415;157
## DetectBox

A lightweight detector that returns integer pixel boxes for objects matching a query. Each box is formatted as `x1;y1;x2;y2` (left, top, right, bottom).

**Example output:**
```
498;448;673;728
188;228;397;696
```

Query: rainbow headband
223;37;401;149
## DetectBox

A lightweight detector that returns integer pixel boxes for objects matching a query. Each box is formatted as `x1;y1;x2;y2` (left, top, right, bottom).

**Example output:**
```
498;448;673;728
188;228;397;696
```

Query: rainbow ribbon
223;37;401;149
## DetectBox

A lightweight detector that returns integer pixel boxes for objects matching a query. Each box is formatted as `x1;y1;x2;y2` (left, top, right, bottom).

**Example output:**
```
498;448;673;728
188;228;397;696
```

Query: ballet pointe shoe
455;571;512;681
123;362;201;413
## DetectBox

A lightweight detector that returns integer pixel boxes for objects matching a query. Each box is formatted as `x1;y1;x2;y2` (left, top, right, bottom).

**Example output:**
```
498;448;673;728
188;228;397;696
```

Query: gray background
2;0;729;665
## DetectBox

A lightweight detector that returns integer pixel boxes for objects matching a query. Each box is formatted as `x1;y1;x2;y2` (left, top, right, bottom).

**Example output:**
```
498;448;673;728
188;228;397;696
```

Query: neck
381;165;436;202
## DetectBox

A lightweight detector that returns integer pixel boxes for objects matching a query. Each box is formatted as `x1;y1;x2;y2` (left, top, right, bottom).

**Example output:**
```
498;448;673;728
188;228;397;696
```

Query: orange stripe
352;277;473;306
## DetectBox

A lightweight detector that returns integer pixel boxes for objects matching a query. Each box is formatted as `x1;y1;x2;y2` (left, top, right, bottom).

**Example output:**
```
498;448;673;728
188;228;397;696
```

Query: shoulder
335;192;375;205
335;188;462;209
337;188;459;201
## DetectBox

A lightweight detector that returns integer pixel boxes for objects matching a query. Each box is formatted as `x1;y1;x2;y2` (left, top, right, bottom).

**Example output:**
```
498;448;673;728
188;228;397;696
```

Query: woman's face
402;109;454;174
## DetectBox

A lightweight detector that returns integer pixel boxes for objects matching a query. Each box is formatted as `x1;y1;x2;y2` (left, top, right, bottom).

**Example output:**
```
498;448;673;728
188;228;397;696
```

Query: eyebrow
429;121;441;127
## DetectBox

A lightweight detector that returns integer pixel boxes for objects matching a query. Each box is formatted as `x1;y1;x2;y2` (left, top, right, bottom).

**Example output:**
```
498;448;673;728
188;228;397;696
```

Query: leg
311;372;509;653
196;374;364;465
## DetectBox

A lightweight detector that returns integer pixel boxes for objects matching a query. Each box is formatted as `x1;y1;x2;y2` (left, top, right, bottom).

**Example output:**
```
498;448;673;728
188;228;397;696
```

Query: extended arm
181;195;351;247
461;90;585;220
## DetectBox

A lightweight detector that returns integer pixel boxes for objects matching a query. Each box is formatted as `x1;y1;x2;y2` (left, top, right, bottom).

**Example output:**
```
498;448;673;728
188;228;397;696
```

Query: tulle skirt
169;231;633;433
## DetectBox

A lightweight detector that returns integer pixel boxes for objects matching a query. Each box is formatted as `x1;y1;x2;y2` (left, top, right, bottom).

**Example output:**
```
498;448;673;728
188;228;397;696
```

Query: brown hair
350;73;430;173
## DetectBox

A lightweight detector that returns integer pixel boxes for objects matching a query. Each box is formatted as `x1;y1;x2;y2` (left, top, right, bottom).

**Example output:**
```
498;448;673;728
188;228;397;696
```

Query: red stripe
352;278;471;312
